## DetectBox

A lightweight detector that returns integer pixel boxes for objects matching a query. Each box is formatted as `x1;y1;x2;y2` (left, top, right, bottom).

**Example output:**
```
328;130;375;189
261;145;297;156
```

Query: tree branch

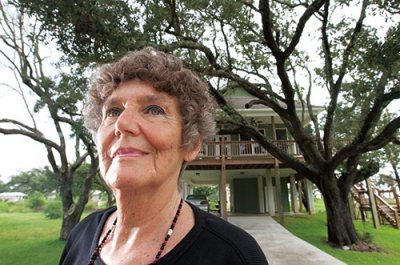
242;0;260;12
332;116;400;168
321;0;334;92
219;20;233;71
259;0;283;57
283;0;326;59
70;152;89;174
0;118;38;134
305;67;324;152
245;99;292;121
322;0;368;160
0;123;61;152
335;0;368;89
354;71;398;144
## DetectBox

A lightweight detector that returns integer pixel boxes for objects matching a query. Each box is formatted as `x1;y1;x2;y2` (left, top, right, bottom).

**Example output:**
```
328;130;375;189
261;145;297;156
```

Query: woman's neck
113;187;181;229
99;184;194;265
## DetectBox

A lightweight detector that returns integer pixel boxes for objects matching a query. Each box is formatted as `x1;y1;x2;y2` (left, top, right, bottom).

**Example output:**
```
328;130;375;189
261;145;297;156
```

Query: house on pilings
181;87;325;218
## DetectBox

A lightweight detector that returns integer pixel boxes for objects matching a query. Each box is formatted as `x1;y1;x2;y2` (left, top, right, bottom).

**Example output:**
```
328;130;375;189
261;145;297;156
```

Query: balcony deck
187;140;303;170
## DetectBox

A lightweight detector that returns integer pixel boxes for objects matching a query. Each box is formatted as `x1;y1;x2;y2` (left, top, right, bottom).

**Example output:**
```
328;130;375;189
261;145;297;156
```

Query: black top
60;203;268;265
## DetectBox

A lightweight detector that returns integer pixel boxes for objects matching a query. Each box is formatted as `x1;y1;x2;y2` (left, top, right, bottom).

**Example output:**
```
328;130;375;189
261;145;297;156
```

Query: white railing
197;140;301;159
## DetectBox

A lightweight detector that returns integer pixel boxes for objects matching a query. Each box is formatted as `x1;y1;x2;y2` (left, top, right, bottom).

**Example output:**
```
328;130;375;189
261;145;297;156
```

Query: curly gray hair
84;47;216;150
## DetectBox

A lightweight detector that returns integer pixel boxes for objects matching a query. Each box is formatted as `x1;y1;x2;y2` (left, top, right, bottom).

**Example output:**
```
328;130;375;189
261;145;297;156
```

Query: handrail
352;184;400;228
197;140;301;159
374;192;397;212
374;191;400;228
372;183;400;209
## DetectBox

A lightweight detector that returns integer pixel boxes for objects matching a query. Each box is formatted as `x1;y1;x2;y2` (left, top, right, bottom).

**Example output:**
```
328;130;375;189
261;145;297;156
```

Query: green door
233;178;260;213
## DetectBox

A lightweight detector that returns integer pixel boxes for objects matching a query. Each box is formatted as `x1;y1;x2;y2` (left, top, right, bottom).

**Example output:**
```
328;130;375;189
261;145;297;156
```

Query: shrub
0;201;32;213
84;200;100;212
44;200;62;219
0;201;9;212
6;201;31;213
27;192;46;211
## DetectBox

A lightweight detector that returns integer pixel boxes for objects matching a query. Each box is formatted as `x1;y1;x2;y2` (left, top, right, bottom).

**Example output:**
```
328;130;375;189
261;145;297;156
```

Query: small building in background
0;192;26;202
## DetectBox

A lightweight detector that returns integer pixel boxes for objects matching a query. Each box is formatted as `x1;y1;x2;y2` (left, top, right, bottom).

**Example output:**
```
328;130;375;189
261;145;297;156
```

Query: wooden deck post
304;178;315;214
258;176;266;213
266;172;275;216
348;193;356;220
275;164;284;226
393;187;400;210
366;179;380;229
290;175;299;213
219;137;228;221
298;180;303;212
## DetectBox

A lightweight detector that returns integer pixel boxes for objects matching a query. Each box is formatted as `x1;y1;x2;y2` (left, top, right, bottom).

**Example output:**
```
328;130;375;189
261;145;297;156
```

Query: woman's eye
144;105;165;115
105;108;122;117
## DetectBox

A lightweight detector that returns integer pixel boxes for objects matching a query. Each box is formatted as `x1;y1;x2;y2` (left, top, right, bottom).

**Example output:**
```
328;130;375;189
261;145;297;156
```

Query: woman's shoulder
66;206;116;243
59;206;117;265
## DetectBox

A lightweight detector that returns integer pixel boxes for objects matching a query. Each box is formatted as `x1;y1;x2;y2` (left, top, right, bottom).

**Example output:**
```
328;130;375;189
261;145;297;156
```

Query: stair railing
374;191;400;229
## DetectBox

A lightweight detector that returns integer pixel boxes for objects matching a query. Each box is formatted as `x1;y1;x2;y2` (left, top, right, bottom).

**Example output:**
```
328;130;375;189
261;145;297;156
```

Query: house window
275;128;288;140
275;128;289;153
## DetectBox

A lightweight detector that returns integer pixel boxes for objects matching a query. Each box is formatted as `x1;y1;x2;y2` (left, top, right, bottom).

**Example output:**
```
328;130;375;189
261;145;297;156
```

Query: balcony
187;140;302;170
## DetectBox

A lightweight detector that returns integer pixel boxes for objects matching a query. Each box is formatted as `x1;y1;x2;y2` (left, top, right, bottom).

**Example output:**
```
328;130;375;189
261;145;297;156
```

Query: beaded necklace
88;198;183;265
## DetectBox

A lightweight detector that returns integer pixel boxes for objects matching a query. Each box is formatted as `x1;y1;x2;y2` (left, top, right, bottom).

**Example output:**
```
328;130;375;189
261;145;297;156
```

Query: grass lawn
0;212;65;265
2;203;400;265
282;200;400;265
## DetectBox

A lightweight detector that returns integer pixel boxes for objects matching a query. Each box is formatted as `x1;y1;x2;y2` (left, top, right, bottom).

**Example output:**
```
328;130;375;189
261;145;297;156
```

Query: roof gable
219;86;325;123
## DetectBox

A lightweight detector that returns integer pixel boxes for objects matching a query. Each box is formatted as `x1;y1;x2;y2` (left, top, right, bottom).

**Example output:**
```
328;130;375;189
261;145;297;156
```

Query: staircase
351;184;400;229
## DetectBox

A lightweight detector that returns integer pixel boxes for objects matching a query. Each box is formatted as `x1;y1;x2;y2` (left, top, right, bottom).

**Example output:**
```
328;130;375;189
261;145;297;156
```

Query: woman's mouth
111;147;148;159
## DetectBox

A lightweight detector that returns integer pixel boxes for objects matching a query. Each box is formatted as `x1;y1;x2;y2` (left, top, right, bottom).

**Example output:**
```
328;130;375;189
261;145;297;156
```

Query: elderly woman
60;48;268;265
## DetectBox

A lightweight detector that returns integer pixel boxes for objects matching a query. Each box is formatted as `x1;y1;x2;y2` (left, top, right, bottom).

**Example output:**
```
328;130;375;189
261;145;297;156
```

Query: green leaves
6;167;58;195
17;0;142;65
53;70;87;113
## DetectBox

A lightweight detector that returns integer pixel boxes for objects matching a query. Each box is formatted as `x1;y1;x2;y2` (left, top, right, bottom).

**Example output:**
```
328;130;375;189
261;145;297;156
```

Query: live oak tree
384;144;400;189
0;179;8;193
13;0;400;247
5;165;114;205
5;167;59;195
380;112;400;189
0;1;98;240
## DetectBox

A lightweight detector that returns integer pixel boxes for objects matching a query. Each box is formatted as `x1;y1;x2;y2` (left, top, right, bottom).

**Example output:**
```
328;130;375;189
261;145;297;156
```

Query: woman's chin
104;168;153;191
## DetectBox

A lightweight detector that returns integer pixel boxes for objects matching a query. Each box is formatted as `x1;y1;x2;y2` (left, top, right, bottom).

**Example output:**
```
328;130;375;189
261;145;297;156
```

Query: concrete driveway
229;215;346;265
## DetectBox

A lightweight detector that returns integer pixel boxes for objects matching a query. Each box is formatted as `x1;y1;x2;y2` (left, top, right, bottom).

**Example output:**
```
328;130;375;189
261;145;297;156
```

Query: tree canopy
3;0;400;246
5;167;58;195
0;0;99;239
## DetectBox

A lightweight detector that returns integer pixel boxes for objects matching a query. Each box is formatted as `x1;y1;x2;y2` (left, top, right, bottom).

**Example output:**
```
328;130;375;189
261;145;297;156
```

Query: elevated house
181;87;324;218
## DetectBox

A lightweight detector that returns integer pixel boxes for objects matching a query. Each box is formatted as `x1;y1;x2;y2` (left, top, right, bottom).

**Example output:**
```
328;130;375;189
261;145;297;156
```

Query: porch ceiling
182;167;297;185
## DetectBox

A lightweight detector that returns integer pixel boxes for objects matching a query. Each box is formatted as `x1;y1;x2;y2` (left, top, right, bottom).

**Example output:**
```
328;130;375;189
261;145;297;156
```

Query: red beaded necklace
88;198;183;265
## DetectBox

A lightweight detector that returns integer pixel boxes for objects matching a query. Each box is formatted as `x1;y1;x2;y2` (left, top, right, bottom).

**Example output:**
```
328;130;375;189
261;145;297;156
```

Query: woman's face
96;79;200;191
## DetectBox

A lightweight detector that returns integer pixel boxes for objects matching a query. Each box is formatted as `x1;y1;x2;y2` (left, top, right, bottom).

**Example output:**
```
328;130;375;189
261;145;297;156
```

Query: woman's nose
114;109;141;137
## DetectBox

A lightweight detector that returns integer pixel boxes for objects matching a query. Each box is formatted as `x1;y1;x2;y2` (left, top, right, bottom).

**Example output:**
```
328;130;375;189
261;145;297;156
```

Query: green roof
222;87;254;98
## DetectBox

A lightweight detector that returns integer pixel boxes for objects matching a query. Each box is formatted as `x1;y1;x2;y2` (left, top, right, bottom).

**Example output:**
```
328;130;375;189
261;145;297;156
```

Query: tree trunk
59;207;83;240
58;171;93;240
392;164;400;191
99;175;114;207
106;191;114;207
318;175;360;247
300;183;309;213
59;191;91;240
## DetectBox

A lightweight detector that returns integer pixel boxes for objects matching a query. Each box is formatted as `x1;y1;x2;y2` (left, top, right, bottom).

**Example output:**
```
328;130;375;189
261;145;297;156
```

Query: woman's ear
183;139;202;162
